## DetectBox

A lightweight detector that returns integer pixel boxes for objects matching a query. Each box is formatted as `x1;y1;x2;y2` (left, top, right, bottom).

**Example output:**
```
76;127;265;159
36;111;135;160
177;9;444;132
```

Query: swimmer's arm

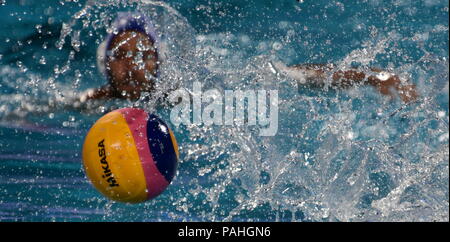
78;85;145;102
333;67;418;102
288;64;418;103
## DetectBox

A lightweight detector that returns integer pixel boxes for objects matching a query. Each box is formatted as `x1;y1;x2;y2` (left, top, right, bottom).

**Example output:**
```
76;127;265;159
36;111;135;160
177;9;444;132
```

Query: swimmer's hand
367;72;418;103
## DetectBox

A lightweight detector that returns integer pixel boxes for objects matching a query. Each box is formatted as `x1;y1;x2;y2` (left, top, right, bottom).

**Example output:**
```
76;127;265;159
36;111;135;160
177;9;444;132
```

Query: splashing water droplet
39;56;46;65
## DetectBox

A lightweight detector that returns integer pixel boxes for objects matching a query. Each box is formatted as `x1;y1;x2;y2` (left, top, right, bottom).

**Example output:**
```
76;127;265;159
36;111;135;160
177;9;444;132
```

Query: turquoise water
0;0;448;221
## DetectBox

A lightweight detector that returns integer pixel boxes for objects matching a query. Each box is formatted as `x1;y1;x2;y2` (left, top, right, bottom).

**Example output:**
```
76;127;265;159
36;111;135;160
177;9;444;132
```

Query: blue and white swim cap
96;12;160;78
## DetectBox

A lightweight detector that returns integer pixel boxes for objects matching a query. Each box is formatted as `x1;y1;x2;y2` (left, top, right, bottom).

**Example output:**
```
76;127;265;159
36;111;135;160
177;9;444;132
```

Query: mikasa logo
98;139;119;187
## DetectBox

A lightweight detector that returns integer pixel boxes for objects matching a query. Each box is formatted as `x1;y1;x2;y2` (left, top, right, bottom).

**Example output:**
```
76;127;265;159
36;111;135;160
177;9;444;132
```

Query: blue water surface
0;0;448;221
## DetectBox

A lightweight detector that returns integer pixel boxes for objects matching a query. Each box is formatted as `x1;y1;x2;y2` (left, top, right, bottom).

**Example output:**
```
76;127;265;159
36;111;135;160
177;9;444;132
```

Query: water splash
0;0;448;221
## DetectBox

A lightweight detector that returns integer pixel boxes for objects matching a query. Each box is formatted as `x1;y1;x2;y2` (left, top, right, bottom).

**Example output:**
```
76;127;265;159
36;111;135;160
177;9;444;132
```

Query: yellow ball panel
82;111;148;203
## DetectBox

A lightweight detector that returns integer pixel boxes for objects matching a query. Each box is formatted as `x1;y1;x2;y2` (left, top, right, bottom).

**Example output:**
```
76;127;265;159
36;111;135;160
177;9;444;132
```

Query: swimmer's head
107;30;158;98
97;12;159;99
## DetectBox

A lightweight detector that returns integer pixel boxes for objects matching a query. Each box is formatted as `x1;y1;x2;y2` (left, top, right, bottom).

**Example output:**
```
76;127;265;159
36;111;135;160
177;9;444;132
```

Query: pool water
0;0;448;221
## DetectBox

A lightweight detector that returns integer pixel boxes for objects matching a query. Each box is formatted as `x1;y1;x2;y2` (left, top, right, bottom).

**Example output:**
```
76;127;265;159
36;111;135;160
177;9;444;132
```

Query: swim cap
96;12;160;79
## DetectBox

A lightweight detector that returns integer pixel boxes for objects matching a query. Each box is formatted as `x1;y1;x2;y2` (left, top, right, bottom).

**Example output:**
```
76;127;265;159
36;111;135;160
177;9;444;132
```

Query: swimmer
79;12;418;103
78;12;159;102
